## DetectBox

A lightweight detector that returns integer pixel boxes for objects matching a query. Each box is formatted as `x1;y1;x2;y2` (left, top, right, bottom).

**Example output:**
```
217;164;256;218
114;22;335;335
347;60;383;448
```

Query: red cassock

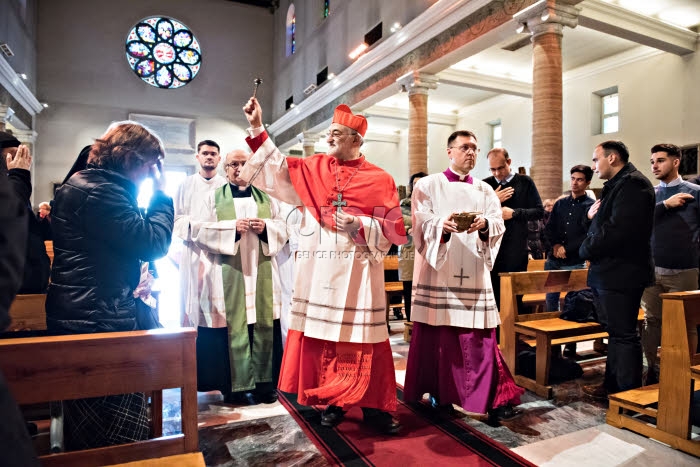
246;131;406;411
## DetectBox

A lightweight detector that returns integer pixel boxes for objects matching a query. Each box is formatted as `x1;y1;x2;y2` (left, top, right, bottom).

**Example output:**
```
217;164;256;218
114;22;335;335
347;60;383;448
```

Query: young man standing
641;143;700;384
173;140;227;330
579;141;654;398
544;165;595;311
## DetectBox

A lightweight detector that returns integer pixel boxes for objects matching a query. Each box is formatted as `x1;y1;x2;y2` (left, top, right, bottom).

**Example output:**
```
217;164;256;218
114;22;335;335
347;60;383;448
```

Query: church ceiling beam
437;69;532;98
364;105;458;126
578;0;697;56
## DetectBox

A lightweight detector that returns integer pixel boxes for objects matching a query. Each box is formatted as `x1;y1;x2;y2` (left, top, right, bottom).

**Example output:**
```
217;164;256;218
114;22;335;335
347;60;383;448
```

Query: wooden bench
7;293;47;332
607;291;700;457
384;255;404;332
521;259;548;310
500;268;626;398
104;452;205;467
0;328;198;466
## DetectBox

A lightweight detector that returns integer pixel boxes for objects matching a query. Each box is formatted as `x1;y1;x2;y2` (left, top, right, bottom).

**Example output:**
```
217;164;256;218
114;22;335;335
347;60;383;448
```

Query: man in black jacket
0;170;40;466
1;131;51;293
483;148;544;310
579;141;654;398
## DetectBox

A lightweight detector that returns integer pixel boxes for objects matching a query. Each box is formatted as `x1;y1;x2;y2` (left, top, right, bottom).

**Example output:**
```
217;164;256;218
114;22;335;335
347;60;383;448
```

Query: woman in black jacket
46;122;174;450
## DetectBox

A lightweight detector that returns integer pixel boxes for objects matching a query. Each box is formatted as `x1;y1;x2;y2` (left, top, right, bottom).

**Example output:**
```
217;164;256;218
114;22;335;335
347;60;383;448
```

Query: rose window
125;17;202;89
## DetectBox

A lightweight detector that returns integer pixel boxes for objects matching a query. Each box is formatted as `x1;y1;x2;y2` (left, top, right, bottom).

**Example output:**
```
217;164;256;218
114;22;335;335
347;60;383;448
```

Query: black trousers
592;287;644;393
196;320;283;395
402;280;412;322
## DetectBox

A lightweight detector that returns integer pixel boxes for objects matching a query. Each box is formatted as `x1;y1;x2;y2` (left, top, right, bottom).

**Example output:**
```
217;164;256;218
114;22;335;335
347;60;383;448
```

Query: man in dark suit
483;148;544;310
579;141;655;399
0;166;40;466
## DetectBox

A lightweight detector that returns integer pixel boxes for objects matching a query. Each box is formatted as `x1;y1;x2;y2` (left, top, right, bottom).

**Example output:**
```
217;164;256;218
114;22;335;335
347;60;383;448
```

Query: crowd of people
1;93;696;463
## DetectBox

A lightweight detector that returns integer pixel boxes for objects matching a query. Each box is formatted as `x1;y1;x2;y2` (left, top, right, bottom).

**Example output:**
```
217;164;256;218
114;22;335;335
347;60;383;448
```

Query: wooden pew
0;328;198;466
104;452;205;467
500;269;607;398
607;291;700;457
383;255;403;333
521;259;548;311
7;293;47;332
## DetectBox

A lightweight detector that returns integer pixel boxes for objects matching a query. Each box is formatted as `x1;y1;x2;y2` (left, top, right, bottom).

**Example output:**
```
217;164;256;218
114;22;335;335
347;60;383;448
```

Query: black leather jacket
46;167;173;334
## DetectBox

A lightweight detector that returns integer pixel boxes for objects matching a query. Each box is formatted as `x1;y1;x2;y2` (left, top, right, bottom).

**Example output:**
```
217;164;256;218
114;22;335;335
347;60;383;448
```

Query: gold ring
248;220;252;227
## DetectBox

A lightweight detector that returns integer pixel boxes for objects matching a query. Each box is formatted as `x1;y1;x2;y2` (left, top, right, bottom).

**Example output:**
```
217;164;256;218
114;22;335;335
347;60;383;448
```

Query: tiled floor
159;318;700;466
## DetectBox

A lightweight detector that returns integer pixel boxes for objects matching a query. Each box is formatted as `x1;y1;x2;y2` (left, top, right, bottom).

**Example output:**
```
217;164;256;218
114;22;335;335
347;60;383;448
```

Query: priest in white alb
239;97;406;435
190;149;290;405
172;140;226;330
404;130;524;421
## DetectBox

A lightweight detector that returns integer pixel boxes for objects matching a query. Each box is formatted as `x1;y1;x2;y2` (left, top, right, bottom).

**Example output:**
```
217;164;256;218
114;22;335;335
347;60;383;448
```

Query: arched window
286;4;296;57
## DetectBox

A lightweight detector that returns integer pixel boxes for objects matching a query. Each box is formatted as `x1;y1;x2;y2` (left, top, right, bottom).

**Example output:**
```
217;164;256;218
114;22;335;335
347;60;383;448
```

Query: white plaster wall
456;94;532;181
564;49;700;191
449;49;700;192
33;0;273;203
271;0;438;120
0;0;38;96
359;122;455;187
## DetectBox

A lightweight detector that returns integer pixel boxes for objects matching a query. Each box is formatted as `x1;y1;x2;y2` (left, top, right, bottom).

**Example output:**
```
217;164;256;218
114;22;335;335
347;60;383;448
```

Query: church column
514;0;581;200
300;131;319;158
0;105;14;132
397;72;438;177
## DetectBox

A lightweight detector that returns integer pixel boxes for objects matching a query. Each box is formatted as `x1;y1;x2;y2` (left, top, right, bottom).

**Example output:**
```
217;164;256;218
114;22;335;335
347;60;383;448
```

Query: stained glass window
291;16;296;54
125;16;202;89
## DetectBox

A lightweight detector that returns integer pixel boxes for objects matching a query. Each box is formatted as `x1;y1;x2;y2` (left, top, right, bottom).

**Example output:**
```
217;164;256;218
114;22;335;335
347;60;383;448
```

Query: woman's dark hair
409;172;428;192
88;121;165;174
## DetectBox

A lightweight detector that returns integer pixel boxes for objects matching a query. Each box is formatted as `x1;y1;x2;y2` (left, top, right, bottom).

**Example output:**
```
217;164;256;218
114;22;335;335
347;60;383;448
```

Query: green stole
215;184;274;391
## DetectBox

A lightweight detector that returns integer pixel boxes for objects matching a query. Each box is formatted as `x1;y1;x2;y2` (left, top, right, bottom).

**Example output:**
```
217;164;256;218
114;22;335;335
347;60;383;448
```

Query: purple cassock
403;168;523;414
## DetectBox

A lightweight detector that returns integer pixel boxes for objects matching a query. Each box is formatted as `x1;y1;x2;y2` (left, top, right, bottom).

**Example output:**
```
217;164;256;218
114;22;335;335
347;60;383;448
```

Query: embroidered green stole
215;184;274;391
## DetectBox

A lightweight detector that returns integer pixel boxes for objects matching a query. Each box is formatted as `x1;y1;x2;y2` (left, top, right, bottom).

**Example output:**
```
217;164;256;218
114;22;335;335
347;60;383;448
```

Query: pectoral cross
332;193;347;213
453;267;470;286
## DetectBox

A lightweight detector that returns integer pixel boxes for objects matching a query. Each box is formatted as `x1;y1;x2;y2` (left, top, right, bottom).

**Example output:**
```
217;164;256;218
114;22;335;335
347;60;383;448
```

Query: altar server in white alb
404;130;525;422
240;97;406;435
173;140;226;329
190;149;291;405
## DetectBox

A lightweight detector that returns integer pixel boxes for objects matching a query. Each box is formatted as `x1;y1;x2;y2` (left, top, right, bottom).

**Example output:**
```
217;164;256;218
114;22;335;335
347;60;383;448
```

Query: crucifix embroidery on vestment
453;267;470;286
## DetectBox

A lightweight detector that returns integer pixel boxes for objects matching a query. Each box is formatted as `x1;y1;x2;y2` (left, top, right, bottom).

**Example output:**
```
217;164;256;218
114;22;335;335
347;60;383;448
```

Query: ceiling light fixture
349;42;368;60
0;42;14;57
390;22;402;33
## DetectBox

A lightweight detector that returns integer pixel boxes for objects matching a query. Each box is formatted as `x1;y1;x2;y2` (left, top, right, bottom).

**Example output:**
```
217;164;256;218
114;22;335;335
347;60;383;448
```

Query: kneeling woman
46;122;174;450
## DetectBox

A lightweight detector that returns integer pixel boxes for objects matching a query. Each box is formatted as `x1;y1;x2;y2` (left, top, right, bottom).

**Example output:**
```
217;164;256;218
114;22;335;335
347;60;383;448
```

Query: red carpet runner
278;387;536;466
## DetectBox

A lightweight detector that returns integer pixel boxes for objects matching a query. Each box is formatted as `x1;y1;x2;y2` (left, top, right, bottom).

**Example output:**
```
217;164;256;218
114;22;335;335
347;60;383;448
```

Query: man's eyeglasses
326;130;357;139
448;145;480;154
225;161;246;168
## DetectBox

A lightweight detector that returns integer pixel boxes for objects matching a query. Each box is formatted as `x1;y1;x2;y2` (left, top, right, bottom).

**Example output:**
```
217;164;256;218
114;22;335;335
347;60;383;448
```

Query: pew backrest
0;328;198;466
499;268;589;377
657;291;700;438
7;293;47;331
